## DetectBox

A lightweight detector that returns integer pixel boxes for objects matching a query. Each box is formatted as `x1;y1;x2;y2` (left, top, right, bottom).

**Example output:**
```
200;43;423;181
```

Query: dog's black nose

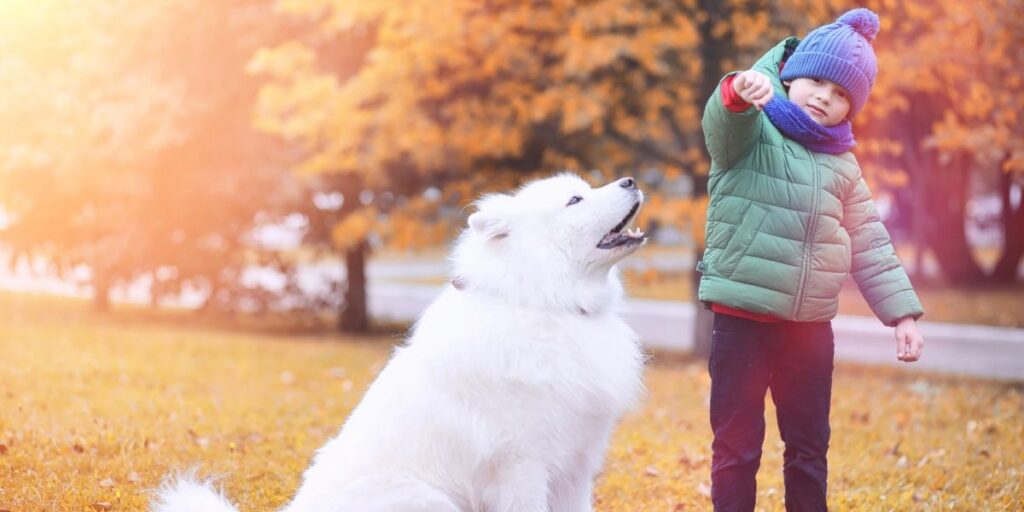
619;177;636;189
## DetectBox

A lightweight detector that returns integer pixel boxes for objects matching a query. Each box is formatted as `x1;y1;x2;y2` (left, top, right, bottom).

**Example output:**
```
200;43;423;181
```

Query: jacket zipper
792;150;821;319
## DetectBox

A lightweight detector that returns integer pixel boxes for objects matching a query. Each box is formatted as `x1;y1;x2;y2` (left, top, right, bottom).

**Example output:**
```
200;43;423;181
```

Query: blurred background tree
858;0;1024;285
0;0;301;311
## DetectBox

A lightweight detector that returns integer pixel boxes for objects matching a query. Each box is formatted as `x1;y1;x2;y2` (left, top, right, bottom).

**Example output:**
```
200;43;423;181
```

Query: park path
368;281;1024;381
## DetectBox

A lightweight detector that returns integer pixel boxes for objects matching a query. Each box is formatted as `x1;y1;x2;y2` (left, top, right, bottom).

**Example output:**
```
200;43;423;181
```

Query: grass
0;293;1021;511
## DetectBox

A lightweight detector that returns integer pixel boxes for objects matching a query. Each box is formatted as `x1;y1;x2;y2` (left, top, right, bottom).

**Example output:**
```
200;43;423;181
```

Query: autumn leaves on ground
0;293;1020;511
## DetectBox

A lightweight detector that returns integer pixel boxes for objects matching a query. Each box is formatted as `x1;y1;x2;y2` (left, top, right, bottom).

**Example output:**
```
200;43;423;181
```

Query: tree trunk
691;0;734;359
691;256;714;358
339;239;370;333
906;134;929;282
887;96;985;286
919;152;986;285
93;272;110;312
991;162;1024;282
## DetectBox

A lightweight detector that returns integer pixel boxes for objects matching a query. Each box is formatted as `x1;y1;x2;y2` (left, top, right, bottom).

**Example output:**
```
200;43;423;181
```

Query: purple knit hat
780;8;880;117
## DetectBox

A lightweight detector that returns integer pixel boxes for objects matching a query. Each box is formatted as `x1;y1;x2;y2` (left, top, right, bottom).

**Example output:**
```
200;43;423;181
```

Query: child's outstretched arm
702;70;771;170
842;175;926;362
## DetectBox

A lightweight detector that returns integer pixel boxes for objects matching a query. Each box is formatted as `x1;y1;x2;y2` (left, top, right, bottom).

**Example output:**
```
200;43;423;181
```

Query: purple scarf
762;95;856;155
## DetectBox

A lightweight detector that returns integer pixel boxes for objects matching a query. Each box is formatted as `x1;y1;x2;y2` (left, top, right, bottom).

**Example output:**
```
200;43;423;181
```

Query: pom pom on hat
837;8;880;42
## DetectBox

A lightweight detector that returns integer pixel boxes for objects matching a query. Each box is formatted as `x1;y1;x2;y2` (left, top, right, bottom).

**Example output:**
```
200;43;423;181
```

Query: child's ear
782;80;791;87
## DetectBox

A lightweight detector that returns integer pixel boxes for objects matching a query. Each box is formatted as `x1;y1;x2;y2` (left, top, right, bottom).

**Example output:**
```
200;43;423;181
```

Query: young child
696;8;925;511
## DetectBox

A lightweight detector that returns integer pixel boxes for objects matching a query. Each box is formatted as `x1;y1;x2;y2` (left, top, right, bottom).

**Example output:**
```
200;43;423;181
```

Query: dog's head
452;173;646;314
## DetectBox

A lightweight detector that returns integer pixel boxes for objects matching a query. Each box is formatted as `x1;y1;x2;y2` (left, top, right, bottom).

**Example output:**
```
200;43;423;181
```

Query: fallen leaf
697;482;712;497
91;502;112;511
99;478;115;488
678;453;707;469
644;465;660;477
72;443;85;454
888;440;902;456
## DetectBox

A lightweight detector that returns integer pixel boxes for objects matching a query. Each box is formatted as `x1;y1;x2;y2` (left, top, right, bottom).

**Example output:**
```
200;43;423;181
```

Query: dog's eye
566;195;583;207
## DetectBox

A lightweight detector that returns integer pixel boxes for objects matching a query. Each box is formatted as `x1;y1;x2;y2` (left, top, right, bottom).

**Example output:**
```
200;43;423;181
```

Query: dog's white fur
152;174;646;512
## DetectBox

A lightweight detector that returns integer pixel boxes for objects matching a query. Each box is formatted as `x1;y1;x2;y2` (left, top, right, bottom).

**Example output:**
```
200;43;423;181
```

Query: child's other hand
732;70;774;110
895;317;924;362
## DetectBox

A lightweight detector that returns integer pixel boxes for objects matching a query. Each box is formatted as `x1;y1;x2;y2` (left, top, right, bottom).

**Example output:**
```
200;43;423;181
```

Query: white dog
153;174;648;512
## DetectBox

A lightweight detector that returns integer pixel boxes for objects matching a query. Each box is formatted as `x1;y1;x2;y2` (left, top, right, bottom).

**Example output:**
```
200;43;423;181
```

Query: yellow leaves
563;33;631;78
903;0;936;21
256;0;715;199
246;42;317;78
1003;155;1024;175
963;82;995;120
711;19;730;40
638;194;708;247
859;0;1023;169
330;207;376;251
871;165;910;189
379;211;450;252
858;138;903;160
560;85;609;134
730;11;770;49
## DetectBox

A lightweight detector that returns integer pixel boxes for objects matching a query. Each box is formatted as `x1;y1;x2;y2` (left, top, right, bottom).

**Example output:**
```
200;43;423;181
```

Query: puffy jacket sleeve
843;176;925;326
702;73;763;170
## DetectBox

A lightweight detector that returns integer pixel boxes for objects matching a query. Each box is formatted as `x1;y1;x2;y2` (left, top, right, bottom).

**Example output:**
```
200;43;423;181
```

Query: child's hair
779;8;880;118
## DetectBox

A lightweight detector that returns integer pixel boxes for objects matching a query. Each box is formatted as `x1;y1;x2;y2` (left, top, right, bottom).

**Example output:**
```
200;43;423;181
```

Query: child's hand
895;317;924;362
732;70;775;110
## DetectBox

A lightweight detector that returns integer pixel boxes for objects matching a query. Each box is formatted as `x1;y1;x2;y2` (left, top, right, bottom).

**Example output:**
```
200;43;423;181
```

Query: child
696;8;925;511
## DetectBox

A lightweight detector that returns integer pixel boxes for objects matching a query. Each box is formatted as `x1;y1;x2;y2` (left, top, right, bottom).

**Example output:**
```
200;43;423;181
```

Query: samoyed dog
153;174;648;512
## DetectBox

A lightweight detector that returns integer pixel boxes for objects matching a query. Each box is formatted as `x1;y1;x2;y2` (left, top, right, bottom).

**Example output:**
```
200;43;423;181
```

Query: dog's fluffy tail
151;471;239;512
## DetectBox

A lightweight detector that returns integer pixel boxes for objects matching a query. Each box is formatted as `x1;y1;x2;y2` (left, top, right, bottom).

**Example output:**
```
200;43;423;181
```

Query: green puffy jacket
697;38;924;327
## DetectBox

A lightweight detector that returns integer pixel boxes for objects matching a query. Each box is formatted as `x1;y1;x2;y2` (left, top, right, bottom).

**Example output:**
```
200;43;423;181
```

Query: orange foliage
253;0;714;248
858;0;1023;177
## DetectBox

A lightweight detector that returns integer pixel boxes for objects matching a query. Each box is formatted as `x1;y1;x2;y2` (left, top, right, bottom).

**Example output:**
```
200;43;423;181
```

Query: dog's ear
468;194;513;241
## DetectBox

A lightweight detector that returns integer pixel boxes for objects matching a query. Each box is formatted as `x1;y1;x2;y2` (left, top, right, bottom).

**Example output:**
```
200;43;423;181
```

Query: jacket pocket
715;203;768;278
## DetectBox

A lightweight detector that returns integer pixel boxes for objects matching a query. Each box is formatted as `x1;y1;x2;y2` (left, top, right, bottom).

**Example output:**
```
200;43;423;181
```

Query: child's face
783;77;851;126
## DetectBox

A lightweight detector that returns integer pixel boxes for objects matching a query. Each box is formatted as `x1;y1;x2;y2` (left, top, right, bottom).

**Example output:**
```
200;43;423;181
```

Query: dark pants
709;313;834;512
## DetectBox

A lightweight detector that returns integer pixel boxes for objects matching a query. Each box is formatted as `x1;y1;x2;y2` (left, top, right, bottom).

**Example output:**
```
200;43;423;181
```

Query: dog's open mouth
597;201;646;249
